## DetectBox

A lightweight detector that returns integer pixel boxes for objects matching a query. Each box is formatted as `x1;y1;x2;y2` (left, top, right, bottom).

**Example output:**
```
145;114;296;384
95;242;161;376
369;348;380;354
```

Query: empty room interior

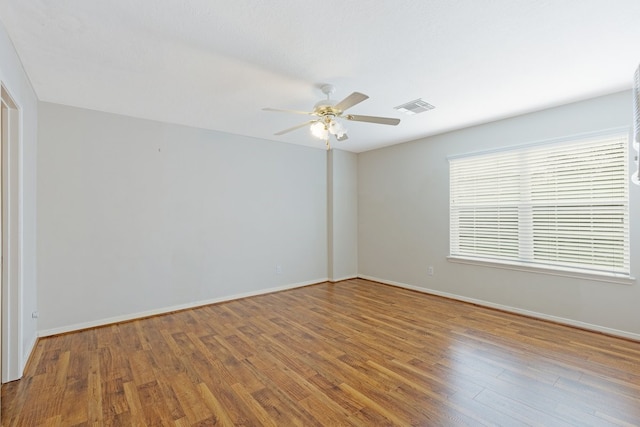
1;1;640;425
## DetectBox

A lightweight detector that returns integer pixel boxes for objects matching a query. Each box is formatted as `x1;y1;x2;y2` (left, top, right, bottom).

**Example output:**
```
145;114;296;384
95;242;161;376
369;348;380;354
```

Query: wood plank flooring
3;278;640;426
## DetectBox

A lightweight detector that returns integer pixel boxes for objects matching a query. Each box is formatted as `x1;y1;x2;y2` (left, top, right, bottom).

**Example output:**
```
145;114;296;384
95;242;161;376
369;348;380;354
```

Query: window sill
447;256;636;285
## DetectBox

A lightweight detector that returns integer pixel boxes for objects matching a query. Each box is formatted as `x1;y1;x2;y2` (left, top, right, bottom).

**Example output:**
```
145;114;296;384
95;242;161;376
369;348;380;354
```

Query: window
449;131;630;278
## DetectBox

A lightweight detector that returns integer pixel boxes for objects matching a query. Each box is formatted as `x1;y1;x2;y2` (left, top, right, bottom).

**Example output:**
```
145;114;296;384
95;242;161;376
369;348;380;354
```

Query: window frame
448;128;634;285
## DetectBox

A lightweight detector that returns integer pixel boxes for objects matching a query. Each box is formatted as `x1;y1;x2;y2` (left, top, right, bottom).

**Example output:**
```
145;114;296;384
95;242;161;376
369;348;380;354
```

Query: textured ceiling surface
1;0;640;152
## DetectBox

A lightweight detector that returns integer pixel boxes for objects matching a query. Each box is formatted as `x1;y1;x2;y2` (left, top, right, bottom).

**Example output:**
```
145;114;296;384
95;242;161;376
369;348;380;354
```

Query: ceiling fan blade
263;107;315;116
345;114;400;126
274;121;315;135
334;92;369;112
336;133;349;142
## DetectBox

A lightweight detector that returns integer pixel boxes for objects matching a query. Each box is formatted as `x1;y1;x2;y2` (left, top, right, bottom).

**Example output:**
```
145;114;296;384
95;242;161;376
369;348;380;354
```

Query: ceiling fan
263;84;400;149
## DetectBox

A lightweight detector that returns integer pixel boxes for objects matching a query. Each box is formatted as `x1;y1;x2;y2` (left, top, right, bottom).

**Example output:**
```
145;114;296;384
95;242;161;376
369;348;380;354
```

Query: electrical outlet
427;266;434;276
32;311;39;319
276;264;282;275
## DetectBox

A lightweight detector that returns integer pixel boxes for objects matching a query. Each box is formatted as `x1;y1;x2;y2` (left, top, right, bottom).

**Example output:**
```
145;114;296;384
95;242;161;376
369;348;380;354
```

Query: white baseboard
38;274;640;341
329;275;358;283
38;278;328;337
358;275;640;342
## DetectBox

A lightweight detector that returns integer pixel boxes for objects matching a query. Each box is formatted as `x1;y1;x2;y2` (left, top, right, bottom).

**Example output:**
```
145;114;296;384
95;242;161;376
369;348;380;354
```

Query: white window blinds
449;132;630;276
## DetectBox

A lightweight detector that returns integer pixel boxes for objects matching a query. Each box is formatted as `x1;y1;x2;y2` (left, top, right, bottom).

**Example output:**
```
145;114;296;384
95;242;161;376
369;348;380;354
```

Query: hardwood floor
3;278;640;426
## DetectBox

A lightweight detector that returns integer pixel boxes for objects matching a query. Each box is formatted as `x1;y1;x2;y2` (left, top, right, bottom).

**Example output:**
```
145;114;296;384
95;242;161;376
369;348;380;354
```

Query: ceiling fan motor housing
313;103;340;117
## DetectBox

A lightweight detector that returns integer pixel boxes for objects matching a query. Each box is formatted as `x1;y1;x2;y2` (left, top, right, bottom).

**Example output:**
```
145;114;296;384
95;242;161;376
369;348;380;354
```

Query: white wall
359;91;640;338
37;102;328;334
327;149;358;281
0;21;38;380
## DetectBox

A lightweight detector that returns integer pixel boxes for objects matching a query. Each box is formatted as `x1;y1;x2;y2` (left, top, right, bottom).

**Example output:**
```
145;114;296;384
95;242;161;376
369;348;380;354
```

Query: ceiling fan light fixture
329;119;346;138
310;121;328;140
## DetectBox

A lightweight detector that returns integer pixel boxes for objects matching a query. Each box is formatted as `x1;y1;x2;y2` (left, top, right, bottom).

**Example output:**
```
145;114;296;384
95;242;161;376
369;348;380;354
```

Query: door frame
1;84;22;383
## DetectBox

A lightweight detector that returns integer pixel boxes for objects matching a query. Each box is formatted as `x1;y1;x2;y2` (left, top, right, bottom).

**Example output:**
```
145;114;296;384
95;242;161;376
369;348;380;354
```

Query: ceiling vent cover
394;98;435;115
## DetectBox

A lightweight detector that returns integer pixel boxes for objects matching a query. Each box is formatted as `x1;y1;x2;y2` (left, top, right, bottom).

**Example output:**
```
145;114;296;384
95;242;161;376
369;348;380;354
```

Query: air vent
394;98;435;115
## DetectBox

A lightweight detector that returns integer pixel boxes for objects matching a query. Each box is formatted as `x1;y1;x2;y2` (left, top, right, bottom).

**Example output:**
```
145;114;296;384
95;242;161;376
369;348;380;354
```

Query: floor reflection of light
442;334;546;412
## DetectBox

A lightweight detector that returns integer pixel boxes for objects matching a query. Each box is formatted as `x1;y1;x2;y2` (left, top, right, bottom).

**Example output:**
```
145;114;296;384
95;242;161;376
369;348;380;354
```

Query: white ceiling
1;1;640;152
